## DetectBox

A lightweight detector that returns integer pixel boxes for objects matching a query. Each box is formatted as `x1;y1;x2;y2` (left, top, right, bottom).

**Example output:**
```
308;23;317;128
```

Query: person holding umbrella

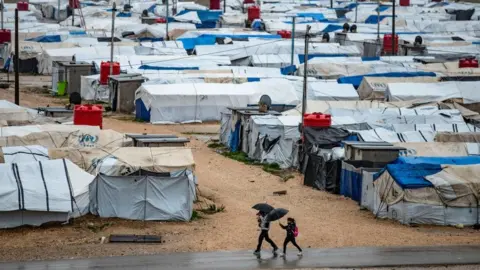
254;211;278;256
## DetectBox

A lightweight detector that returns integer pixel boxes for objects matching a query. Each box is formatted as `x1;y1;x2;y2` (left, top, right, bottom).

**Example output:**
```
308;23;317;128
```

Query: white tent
385;81;480;103
0;159;94;228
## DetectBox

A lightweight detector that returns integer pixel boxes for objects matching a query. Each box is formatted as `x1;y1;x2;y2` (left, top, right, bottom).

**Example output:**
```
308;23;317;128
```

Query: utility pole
355;0;358;23
57;0;60;21
391;0;396;56
290;16;295;66
301;25;311;124
110;3;116;77
71;1;75;26
1;0;3;29
377;0;380;41
166;0;169;40
223;0;226;13
14;9;19;105
330;0;332;8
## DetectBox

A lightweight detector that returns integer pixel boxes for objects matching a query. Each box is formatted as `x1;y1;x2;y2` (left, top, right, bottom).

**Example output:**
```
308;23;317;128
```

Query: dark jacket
280;222;296;237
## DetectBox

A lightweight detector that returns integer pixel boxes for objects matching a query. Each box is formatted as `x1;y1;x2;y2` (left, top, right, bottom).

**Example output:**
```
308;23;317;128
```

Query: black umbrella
252;203;274;214
266;208;289;222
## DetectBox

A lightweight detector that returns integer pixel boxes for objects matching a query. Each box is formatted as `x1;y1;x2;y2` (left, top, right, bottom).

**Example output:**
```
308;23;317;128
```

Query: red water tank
210;0;220;9
400;0;410;6
100;61;120;85
383;34;399;54
17;1;29;11
156;17;166;23
0;29;11;44
244;0;255;4
247;6;260;21
459;58;479;68
277;30;292;38
73;104;103;129
69;0;80;9
303;113;332;128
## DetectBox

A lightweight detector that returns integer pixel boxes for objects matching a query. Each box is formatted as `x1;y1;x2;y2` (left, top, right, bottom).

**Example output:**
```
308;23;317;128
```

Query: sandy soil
0;77;479;262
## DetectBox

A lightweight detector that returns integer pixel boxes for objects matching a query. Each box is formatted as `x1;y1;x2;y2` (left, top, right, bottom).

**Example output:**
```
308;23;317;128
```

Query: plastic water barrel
17;1;29;11
210;0;221;10
244;0;255;4
247;6;260;21
400;0;410;6
156;17;166;23
303;113;332;128
73;104;103;129
100;61;120;85
383;34;398;54
69;0;80;9
0;29;11;44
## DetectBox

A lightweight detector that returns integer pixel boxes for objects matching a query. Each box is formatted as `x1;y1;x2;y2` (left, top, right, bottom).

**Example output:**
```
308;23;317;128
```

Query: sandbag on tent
0;159;94;228
89;170;196;221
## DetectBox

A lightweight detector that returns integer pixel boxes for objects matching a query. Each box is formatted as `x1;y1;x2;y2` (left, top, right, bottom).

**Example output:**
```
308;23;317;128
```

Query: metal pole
166;0;169;40
330;0;332;8
355;0;358;23
14;9;19;105
377;0;380;41
392;0;396;55
110;3;116;76
1;0;4;29
290;16;295;66
301;25;311;124
71;2;75;26
57;0;60;21
223;0;226;13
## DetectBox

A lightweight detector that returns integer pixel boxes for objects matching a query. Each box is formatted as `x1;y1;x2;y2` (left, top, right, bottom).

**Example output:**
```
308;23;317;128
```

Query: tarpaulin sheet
179;33;281;50
384;163;441;189
394;156;480;165
26;35;62;43
337;72;437;89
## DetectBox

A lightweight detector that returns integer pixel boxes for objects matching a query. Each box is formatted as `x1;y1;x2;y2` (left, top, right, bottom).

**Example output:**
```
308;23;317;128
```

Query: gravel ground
0;78;479;262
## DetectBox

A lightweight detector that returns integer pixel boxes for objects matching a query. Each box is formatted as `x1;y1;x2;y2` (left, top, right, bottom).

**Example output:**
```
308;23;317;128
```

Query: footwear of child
273;248;278;255
253;251;260;256
297;252;303;257
279;253;285;257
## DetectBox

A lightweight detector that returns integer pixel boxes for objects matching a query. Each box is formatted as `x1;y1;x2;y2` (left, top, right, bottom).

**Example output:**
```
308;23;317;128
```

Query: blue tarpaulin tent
337;71;437;89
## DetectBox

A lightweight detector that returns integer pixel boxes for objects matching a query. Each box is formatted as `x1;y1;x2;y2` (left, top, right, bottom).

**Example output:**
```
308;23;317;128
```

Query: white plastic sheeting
1;145;49;163
248;115;301;169
386;82;480;103
135;79;299;124
89;170;196;221
0;159;94;228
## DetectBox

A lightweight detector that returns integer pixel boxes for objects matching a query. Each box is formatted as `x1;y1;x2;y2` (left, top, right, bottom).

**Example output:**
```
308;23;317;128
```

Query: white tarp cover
89;170;195;221
1;145;49;163
0;159;94;228
386;82;480;104
248;115;301;168
135;79;299;123
357;76;441;100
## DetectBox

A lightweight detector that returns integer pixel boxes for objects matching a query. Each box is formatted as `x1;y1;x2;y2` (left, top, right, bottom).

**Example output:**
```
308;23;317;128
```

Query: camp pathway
1;245;480;270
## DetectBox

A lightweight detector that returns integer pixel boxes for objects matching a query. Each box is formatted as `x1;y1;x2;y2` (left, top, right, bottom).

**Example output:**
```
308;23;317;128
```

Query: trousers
283;235;302;253
255;230;278;252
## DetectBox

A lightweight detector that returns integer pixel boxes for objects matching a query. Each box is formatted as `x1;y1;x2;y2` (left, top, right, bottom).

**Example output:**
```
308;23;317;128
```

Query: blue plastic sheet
340;165;363;202
365;15;394;24
228;120;241;152
247;77;261;82
26;35;61;43
384;163;441;189
321;24;344;33
135;99;150;122
117;12;131;17
179;33;281;50
337;71;437;89
138;65;199;70
375;5;390;12
299;54;349;63
361;56;380;61
394;156;480;165
281;65;297;75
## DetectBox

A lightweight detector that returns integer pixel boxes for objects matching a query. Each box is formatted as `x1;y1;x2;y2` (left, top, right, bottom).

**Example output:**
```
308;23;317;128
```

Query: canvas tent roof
386;81;480;103
48;147;195;176
357;76;441;100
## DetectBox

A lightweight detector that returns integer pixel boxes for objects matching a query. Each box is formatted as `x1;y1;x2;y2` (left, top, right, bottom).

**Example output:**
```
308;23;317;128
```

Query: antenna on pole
110;2;116;77
301;25;311;124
